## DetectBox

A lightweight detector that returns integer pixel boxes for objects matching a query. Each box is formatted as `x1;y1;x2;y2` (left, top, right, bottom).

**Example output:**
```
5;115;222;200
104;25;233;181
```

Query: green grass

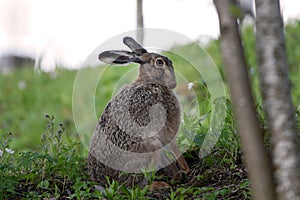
0;69;76;150
0;116;101;199
1;20;300;199
0;107;249;199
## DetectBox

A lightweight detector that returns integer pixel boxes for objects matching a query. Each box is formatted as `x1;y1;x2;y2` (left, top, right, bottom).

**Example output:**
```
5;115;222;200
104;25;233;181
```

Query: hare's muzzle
163;68;177;89
166;80;177;89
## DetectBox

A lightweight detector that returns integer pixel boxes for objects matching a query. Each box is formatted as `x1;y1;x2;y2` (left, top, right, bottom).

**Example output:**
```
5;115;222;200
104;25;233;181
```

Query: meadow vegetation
1;20;300;199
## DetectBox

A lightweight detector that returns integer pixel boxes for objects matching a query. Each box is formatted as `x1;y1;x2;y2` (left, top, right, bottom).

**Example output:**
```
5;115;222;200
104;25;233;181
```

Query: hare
88;37;190;188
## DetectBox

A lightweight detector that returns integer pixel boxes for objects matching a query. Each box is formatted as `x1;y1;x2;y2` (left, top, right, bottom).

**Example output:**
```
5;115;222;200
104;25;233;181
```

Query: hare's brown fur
87;37;189;187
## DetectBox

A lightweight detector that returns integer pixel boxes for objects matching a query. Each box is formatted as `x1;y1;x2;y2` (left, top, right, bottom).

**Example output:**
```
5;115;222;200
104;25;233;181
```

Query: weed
0;115;100;199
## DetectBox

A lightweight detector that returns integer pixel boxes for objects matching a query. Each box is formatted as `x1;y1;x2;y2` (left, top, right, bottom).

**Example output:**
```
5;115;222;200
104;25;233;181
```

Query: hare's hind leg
169;141;190;173
145;137;190;176
148;141;189;185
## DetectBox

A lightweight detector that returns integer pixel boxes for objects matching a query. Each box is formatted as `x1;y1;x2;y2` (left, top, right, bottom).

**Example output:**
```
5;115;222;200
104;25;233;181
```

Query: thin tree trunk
136;0;144;45
213;0;276;199
255;0;300;199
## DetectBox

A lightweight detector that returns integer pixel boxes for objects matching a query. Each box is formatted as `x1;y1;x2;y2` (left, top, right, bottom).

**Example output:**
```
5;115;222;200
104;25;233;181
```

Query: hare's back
94;82;180;150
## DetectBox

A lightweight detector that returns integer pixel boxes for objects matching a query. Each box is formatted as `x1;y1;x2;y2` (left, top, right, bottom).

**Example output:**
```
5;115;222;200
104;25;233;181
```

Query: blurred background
0;0;300;150
0;0;299;71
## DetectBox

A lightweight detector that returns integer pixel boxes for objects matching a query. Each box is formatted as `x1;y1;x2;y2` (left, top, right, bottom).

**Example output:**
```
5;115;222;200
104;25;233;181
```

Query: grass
0;69;76;150
1;20;300;199
0;116;101;199
1;107;249;199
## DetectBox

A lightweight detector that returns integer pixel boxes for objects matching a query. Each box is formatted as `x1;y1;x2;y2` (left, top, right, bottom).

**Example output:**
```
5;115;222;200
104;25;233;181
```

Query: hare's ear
123;37;147;55
98;50;144;65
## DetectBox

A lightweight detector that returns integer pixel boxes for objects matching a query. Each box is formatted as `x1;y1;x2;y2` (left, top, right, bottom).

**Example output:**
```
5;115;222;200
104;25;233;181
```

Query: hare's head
98;37;176;89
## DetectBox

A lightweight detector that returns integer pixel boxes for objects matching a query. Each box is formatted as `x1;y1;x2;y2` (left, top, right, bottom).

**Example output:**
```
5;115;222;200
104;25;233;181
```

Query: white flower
5;148;14;154
18;81;27;90
187;82;194;90
0;149;3;157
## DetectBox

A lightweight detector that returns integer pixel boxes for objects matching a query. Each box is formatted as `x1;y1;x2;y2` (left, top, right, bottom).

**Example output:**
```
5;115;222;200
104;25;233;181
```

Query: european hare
88;37;189;187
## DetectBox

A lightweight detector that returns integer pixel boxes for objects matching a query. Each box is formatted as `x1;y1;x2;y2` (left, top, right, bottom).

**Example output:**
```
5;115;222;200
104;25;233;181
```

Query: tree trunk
255;0;300;199
136;0;144;45
213;0;276;199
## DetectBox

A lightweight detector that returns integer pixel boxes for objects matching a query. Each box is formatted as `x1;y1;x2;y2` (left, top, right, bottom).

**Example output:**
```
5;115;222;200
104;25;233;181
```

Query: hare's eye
155;58;165;67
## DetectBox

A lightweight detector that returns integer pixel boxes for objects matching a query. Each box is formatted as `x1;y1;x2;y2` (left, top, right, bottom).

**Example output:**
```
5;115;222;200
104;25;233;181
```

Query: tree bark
213;0;276;199
255;0;300;199
136;0;144;45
